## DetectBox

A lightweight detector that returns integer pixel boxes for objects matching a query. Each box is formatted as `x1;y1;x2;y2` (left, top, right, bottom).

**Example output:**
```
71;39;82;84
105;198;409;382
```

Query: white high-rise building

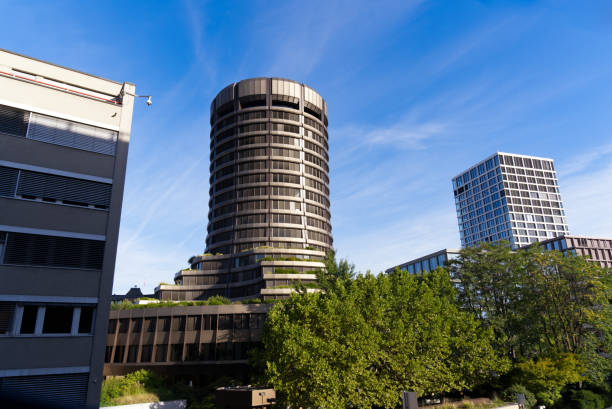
452;152;569;248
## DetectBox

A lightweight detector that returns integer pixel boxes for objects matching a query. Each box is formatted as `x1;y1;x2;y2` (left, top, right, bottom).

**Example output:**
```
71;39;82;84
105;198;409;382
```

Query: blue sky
3;1;612;293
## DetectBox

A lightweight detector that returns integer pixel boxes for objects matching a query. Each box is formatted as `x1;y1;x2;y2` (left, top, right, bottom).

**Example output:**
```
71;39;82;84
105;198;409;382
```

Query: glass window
118;318;129;333
414;263;421;274
20;305;38;334
155;344;167;362
127;345;139;363
438;254;446;266
78;306;95;334
42;306;73;334
141;345;153;362
430;257;438;270
408;265;415;274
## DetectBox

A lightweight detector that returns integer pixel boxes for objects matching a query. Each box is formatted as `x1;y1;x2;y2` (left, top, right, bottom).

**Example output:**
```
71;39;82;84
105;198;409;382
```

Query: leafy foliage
255;244;610;408
259;265;506;408
111;296;232;310
316;249;356;290
100;369;174;406
562;389;608;409
449;242;611;406
513;354;583;407
502;384;536;409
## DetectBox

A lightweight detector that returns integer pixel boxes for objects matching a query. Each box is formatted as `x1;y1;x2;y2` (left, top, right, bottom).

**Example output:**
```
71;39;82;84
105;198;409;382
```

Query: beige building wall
0;48;135;408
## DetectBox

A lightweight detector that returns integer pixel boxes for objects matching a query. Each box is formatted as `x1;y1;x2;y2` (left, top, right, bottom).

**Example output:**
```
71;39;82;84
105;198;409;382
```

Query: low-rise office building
529;235;612;269
104;303;270;385
387;235;612;275
0;49;134;408
385;249;460;274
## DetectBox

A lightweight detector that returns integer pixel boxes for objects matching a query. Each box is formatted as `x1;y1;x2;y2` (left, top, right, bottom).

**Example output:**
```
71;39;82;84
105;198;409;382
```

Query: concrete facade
531;235;612;269
0;49;134;408
104;304;271;384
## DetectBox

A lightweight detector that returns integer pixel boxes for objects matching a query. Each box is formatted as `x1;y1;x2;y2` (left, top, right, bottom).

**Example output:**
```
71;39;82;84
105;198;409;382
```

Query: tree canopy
449;242;611;386
259;261;506;409
257;245;611;408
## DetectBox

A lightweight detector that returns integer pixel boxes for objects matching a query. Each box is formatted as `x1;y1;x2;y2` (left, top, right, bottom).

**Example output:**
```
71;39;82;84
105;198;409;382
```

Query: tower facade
156;78;331;301
452;152;569;248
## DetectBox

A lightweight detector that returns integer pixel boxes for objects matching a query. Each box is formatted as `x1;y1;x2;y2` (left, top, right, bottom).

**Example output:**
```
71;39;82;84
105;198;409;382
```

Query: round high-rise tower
156;78;331;301
206;78;332;254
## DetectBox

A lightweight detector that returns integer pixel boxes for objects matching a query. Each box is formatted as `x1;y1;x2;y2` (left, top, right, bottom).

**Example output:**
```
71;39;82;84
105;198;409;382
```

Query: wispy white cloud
252;0;423;78
121;159;203;252
557;143;612;178
335;206;458;275
561;150;612;237
182;0;217;82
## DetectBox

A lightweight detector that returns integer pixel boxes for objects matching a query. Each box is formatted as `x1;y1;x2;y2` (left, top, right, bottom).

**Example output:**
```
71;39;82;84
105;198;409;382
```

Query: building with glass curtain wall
452;152;569;248
385;249;460;274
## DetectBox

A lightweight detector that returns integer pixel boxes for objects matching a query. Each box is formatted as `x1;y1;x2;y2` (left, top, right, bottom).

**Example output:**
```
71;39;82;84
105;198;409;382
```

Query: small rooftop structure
215;386;276;409
110;286;155;304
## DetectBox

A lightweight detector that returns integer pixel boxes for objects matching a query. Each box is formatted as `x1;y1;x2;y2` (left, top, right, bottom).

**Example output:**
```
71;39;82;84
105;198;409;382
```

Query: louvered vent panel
17;170;112;207
27;113;117;155
0;166;18;197
0;373;88;408
4;232;105;270
0;302;15;334
0;104;28;137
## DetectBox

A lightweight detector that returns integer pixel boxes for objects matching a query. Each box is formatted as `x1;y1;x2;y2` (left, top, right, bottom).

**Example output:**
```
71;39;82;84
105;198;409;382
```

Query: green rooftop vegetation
272;268;321;274
258;256;323;263
111;295;241;310
270;282;320;289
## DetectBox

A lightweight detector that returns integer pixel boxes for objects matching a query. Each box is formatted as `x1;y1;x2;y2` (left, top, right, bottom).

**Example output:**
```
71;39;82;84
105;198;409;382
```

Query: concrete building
104;303;270;383
0;49;134;408
452;152;569;248
531;235;612;269
385;249;460;274
156;78;332;302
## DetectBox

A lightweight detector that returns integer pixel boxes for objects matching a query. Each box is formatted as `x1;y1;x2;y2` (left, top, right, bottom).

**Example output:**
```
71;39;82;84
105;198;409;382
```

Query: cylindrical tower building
156;78;332;301
206;78;331;254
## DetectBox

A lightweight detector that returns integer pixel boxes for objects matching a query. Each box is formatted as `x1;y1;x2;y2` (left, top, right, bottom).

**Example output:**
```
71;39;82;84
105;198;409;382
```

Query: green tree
450;242;611;388
258;269;506;408
520;249;611;385
316;248;356;290
448;241;528;359
514;353;584;407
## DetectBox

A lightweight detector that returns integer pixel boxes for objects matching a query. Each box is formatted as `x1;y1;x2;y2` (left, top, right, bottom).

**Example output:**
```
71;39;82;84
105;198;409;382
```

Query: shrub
100;370;175;406
514;354;583;407
240;298;262;304
503;384;536;409
206;295;231;305
563;390;607;409
274;268;300;274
